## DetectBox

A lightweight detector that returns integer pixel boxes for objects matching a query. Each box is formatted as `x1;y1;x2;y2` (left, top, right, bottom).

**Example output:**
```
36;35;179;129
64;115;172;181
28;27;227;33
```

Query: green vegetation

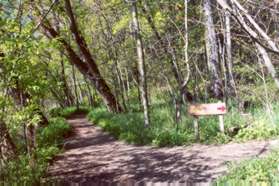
87;103;279;147
1;0;279;184
1;117;71;184
218;151;279;183
49;106;89;118
88;105;193;146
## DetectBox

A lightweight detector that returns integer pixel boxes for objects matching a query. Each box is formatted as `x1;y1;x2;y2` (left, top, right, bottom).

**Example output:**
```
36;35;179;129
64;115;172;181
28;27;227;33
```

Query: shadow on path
45;114;279;184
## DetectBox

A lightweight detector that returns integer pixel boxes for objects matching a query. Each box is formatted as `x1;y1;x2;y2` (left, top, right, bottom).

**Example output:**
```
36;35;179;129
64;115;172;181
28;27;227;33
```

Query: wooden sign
188;103;227;116
188;102;227;141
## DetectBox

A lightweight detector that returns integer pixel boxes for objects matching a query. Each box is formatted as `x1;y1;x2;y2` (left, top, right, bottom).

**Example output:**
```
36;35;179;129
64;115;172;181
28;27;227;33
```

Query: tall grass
87;102;279;147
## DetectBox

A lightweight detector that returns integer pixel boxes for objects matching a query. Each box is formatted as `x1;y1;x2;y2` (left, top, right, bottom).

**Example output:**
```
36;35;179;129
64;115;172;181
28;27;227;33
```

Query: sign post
193;116;199;141
219;115;225;133
188;102;227;140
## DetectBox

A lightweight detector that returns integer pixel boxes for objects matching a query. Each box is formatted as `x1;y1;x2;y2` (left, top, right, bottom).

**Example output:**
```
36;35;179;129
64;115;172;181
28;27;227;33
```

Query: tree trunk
25;124;36;157
182;0;191;103
53;12;75;107
115;61;128;111
224;9;237;96
217;0;279;54
60;54;75;106
71;65;80;109
131;0;150;127
32;1;123;113
204;0;223;99
256;44;279;88
141;0;193;103
219;0;279;88
84;75;95;107
63;0;122;113
0;120;17;164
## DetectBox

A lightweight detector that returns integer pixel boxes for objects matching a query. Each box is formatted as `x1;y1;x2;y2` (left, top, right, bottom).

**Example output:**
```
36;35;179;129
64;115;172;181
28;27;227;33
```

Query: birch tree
130;0;150;127
217;0;279;89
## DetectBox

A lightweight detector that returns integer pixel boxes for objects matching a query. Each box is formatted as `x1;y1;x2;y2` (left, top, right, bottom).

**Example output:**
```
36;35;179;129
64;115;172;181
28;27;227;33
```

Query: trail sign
188;103;227;116
188;102;227;141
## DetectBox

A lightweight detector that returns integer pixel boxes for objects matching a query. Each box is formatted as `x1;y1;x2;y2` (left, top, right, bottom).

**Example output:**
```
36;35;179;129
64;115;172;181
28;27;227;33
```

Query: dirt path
46;114;279;184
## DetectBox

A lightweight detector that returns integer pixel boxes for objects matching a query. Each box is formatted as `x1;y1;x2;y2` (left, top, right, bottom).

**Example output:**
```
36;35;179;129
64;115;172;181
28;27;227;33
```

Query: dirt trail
46;114;279;184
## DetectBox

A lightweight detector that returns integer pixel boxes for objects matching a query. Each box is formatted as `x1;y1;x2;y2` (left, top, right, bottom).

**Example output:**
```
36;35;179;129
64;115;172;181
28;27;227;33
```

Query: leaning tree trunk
64;0;122;113
256;44;279;88
216;0;279;89
204;0;223;99
131;0;150;127
31;1;123;113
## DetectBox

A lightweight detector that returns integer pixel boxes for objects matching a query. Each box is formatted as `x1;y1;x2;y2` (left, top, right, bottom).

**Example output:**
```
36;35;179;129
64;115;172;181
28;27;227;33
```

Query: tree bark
131;0;150;127
64;0;122;112
84;76;95;107
204;0;223;99
256;43;279;88
224;9;237;96
217;0;279;54
0;120;17;164
31;1;122;113
60;52;75;107
222;2;279;89
71;65;80;109
182;0;190;93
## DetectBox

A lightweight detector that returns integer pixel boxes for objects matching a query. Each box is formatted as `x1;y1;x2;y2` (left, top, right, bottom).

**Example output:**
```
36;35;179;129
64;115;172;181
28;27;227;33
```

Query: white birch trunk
131;1;150;127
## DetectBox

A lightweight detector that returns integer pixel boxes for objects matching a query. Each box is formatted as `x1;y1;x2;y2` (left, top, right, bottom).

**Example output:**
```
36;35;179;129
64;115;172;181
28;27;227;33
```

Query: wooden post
219;115;225;133
194;117;199;141
188;102;227;139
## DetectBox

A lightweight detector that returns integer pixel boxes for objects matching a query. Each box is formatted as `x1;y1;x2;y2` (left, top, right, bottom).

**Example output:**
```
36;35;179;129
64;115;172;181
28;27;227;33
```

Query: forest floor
46;113;279;184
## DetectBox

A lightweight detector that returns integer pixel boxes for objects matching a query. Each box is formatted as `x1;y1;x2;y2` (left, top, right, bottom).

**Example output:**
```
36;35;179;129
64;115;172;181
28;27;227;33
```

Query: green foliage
218;151;279;183
7;103;47;142
1;146;60;184
235;121;279;141
49;107;78;118
49;106;89;118
152;129;193;147
37;117;71;147
233;106;279;142
88;104;216;146
88;101;279;147
1;117;71;184
2;0;279;183
88;107;152;144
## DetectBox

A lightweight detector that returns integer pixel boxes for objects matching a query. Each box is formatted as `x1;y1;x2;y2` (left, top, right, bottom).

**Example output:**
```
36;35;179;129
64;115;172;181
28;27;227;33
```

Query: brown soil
46;113;279;184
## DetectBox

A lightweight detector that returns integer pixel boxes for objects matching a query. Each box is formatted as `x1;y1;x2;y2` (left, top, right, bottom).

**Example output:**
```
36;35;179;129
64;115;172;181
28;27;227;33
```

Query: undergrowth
49;106;89;118
87;103;279;147
1;117;71;184
217;151;279;183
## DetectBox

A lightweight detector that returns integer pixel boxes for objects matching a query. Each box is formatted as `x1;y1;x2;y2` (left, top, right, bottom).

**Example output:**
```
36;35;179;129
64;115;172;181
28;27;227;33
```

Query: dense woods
1;0;279;184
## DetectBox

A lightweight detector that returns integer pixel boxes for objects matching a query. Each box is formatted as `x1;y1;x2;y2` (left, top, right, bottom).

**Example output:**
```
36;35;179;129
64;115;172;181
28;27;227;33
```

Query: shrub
37;117;71;147
49;106;89;118
234;112;279;142
152;129;193;147
1;117;71;184
218;151;279;183
1;146;60;184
